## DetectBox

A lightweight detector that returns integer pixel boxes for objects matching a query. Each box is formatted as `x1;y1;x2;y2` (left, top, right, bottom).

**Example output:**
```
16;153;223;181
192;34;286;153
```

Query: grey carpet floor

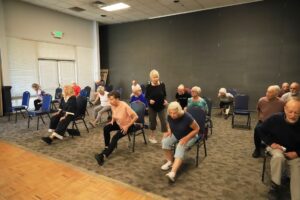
0;109;290;200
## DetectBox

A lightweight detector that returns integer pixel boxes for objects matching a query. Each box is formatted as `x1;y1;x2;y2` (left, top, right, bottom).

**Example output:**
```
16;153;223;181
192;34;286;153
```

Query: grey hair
191;86;201;95
268;85;280;96
167;101;184;115
177;84;184;90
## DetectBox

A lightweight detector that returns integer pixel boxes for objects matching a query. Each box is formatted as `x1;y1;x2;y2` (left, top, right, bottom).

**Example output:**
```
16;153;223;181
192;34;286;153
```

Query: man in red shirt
72;81;81;96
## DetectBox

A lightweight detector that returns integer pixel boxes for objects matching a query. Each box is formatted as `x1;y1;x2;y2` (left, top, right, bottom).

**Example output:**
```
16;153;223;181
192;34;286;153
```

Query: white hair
219;88;227;94
177;84;184;90
149;69;159;79
167;101;184;115
268;85;280;96
191;86;201;95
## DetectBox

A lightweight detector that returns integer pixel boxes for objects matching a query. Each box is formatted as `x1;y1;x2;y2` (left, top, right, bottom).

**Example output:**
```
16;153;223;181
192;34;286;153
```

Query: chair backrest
227;88;238;97
41;94;52;112
130;101;146;124
234;94;249;110
202;97;212;117
83;86;91;97
187;106;206;135
140;84;146;94
79;89;88;97
106;85;113;92
22;91;30;107
76;95;87;117
116;88;123;99
54;87;62;100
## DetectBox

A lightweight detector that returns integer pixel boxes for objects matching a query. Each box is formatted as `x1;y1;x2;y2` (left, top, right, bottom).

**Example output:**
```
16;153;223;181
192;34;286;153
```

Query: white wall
2;0;100;98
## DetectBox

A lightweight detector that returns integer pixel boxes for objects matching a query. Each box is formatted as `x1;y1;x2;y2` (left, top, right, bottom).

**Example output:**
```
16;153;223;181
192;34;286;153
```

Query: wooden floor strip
0;140;165;200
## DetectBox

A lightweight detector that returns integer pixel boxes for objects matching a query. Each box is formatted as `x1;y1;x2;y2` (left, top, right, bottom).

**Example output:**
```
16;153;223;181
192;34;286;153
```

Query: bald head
282;82;289;92
284;98;300;124
266;85;280;100
290;82;300;96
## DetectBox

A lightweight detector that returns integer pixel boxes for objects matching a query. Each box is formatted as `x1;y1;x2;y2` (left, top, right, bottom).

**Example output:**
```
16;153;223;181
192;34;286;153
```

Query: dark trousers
102;122;135;157
49;112;74;136
34;99;42;111
254;121;263;150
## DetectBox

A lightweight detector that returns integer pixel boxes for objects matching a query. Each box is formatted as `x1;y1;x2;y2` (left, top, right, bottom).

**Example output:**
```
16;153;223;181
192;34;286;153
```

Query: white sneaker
166;171;176;182
48;129;54;133
149;137;158;144
161;161;172;171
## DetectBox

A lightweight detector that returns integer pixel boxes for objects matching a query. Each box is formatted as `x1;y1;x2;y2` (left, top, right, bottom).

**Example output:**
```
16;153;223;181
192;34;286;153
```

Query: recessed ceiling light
100;2;130;12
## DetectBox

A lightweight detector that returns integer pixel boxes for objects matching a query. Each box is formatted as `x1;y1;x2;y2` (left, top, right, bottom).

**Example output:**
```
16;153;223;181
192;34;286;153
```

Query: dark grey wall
99;0;300;109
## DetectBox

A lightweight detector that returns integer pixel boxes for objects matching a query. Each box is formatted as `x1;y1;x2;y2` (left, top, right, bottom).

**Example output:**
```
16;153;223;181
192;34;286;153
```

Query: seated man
252;85;284;158
187;86;208;113
175;84;191;109
94;91;138;166
42;85;77;145
161;101;199;182
281;82;299;102
218;88;234;119
259;99;300;200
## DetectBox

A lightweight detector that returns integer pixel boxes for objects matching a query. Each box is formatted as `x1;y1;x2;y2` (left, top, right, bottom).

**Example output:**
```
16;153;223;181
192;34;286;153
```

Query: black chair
227;88;238;97
51;87;62;111
27;94;52;130
231;94;251;129
10;91;30;123
128;101;147;152
186;106;208;167
72;95;89;133
140;84;146;94
202;97;213;135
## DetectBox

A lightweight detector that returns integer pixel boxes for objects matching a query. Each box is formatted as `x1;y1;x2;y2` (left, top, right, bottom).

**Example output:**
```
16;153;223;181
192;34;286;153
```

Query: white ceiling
20;0;262;24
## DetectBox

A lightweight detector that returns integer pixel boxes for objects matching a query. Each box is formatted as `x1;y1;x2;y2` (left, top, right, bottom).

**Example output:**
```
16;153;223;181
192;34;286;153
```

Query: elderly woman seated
89;86;111;127
187;86;208;113
218;88;234;119
130;86;148;107
31;83;46;111
41;85;77;145
161;101;200;182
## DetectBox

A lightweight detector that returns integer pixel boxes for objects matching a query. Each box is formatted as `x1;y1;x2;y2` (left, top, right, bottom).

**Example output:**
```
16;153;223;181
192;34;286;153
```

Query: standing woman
145;69;168;143
32;83;45;111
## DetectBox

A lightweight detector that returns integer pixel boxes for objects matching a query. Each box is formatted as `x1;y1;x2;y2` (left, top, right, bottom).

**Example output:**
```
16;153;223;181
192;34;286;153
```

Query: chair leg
37;116;40;130
132;132;136;152
262;154;267;182
82;119;89;133
21;111;26;118
141;129;147;144
47;113;51;120
203;138;207;157
196;142;200;167
231;114;234;128
28;116;31;128
8;112;11;121
41;115;46;124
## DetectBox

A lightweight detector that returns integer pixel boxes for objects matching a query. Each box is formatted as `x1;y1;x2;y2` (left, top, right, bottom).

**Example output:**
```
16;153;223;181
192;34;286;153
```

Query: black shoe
268;182;281;200
252;149;261;158
94;153;104;166
41;137;52;145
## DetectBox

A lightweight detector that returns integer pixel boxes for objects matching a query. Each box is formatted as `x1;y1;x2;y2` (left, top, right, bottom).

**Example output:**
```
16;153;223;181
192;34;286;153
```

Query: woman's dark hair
108;90;120;99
